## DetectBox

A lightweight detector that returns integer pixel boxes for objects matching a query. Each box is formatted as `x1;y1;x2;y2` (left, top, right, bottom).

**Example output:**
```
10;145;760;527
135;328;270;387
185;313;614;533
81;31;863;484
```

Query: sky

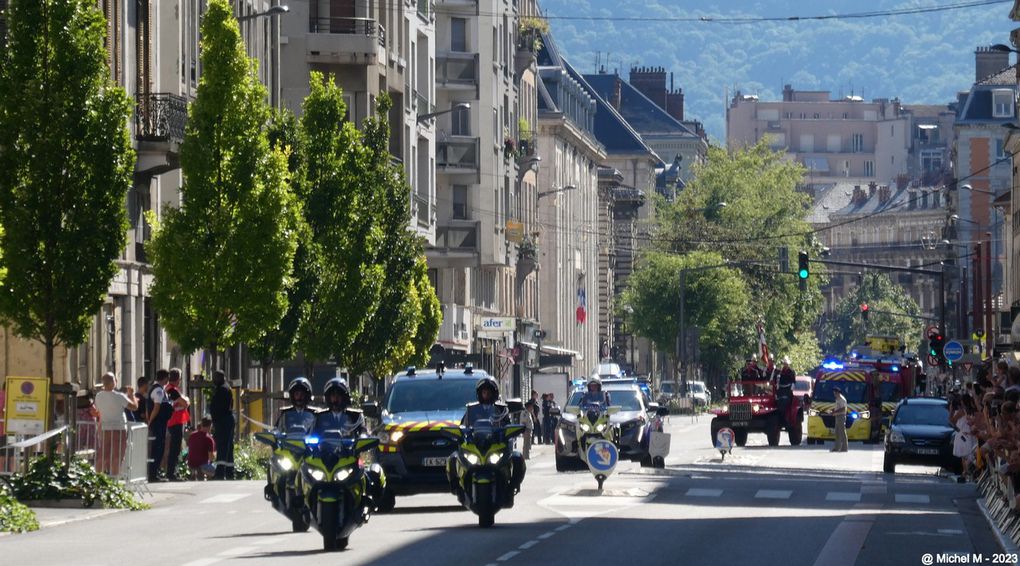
539;0;1017;142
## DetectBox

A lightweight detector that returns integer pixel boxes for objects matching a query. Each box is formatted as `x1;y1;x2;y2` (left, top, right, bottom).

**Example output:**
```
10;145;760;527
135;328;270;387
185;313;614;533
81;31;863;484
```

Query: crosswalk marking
826;492;862;502
894;493;930;504
199;493;249;504
755;489;792;499
686;488;723;497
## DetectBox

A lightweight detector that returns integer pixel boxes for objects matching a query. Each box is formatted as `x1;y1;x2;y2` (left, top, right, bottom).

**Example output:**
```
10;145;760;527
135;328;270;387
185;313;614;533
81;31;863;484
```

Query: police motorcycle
443;383;526;528
566;397;621;490
282;379;386;551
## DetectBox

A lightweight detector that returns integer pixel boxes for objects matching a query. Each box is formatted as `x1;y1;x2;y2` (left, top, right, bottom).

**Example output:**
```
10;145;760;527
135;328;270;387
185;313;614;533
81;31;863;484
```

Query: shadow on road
209;530;294;539
385;504;466;515
236;549;325;559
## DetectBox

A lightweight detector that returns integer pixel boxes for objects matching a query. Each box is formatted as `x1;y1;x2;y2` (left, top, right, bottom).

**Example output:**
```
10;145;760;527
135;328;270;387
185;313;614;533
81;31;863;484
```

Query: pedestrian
830;386;848;453
147;369;174;481
1006;367;1020;396
525;390;541;444
996;360;1011;389
187;417;217;480
542;393;554;444
76;390;100;456
165;368;190;482
520;398;533;459
132;376;150;423
953;395;978;480
94;372;138;476
210;370;235;479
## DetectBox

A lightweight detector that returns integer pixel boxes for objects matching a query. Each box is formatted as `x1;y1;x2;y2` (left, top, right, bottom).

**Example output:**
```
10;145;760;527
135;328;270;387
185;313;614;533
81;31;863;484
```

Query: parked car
883;397;958;474
658;382;678;404
686;380;710;406
794;375;813;402
554;384;668;469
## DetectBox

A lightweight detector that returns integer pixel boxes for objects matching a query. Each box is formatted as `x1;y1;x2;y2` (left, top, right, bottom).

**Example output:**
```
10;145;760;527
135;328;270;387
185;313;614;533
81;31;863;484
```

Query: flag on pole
576;288;587;324
756;322;772;368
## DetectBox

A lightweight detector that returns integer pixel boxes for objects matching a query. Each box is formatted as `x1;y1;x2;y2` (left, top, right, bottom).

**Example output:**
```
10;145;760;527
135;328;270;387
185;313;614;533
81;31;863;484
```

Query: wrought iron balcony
309;17;385;46
135;93;187;144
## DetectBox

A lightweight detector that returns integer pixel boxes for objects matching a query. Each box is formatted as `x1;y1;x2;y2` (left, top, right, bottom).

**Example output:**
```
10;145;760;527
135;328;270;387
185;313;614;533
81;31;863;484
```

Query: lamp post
237;4;290;22
417;102;470;124
537;185;577;199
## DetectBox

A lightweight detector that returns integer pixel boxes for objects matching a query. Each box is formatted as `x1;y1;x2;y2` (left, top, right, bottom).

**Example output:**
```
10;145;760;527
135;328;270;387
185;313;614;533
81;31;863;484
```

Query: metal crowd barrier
0;425;68;476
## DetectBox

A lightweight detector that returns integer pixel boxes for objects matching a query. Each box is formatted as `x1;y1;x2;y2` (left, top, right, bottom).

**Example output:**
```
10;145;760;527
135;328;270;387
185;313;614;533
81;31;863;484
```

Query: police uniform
580;391;612;406
313;408;367;437
275;406;319;436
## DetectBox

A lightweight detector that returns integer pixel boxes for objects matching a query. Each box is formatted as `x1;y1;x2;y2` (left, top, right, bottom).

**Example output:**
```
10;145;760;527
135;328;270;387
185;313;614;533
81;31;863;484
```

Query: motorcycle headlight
808;409;818;417
889;430;905;444
309;469;326;481
580;423;592;433
859;411;870;420
464;453;481;465
487;453;501;465
333;468;353;482
278;456;294;471
596;424;606;432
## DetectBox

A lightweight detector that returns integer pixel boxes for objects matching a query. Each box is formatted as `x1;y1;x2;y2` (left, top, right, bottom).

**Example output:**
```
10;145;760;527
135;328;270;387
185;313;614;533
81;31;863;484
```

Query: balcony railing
415;90;434;115
436;221;480;251
437;137;480;171
414;193;430;228
309;17;385;46
437;53;479;87
135;93;188;144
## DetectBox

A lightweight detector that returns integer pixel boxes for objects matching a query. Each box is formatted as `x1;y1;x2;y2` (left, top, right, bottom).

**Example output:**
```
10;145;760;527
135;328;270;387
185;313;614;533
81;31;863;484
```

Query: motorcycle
282;432;384;551
255;426;313;532
443;416;526;527
566;401;621;490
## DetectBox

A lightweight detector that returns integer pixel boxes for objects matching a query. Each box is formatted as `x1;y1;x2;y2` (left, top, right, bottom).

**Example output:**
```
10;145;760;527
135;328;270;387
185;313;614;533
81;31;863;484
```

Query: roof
901;104;954;117
978;64;1018;86
830;185;944;217
958;65;1019;123
581;73;699;139
393;368;488;381
806;183;856;225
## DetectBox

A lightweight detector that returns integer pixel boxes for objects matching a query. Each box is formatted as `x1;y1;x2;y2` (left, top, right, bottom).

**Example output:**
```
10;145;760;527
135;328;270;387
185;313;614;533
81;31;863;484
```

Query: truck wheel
788;420;803;446
734;429;748;447
766;418;781;447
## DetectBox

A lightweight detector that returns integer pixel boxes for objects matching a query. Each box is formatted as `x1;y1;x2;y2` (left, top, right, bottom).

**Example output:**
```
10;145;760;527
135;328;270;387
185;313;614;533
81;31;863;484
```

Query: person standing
94;372;137;476
147;369;174;481
210;370;235;479
525;391;541;445
164;368;190;481
132;376;150;423
541;393;554;445
830;386;849;453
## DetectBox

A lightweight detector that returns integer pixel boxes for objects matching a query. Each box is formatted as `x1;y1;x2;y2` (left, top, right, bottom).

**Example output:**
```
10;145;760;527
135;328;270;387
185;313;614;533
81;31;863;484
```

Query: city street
0;415;1003;566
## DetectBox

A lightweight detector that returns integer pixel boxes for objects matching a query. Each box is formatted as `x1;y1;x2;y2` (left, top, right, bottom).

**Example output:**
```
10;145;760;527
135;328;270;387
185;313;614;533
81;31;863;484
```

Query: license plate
913;448;939;456
422;457;447;467
731;422;749;428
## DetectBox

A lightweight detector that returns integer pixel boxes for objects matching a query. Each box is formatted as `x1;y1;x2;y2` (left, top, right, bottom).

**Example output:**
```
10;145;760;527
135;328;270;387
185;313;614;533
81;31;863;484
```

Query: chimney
878;185;891;205
868;181;877;199
976;46;1010;82
629;65;667;110
666;88;685;122
853;185;865;204
612;77;622;111
783;84;794;102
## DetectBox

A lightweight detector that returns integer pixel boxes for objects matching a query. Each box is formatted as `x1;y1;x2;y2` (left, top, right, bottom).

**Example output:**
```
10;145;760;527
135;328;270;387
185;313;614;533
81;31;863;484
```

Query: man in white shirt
830;386;849;453
94;372;138;475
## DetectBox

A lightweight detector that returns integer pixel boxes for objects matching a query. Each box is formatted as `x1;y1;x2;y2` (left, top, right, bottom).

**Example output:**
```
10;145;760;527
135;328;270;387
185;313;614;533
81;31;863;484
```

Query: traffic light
798;251;809;291
928;331;945;367
860;303;869;321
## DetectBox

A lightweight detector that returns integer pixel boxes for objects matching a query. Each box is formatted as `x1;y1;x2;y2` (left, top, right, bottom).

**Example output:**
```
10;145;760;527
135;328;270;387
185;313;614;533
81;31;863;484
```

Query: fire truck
709;374;804;447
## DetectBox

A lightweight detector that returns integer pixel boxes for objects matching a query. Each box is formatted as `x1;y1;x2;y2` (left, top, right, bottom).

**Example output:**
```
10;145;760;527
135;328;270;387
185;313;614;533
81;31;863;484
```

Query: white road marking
538;532;556;540
755;489;792;499
497;551;520;561
938;529;964;535
519;540;539;550
199;493;249;504
826;492;862;502
686;488;723;497
555;524;572;532
180;559;220;566
894;493;930;504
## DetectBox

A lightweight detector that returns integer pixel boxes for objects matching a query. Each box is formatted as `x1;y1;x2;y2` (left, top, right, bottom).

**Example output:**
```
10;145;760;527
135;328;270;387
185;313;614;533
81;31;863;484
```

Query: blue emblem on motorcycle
585;439;618;473
432;439;450;448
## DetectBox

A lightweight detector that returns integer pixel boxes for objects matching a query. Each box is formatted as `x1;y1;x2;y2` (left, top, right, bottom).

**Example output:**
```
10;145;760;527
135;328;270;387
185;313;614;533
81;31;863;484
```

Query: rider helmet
323;377;351;409
475;376;499;404
587;375;602;392
287;377;312;406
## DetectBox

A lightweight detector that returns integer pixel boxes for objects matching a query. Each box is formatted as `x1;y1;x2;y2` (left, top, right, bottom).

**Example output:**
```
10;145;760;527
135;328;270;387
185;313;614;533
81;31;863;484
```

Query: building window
993;89;1014;118
921;149;943;172
864;161;874;176
451;18;467;52
996;138;1007;160
452;185;468;219
851;133;864;153
452;105;470;135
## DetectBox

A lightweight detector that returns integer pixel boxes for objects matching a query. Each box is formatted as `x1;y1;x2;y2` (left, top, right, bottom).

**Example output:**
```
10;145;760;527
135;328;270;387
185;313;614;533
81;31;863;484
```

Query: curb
978;497;1020;555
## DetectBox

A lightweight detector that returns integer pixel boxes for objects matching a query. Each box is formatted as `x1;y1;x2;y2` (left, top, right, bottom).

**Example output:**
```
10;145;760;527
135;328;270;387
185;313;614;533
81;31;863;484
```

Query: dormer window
993;89;1014;118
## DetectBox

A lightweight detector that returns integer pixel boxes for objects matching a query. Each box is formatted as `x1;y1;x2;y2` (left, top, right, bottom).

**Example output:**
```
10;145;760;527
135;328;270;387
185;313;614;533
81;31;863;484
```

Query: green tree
147;0;299;356
295;72;384;364
822;272;924;355
653;140;825;365
621;251;751;378
781;330;822;375
0;0;135;378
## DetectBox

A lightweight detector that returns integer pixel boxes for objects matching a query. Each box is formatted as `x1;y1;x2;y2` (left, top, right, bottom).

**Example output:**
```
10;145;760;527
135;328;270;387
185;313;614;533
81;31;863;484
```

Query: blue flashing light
305;436;320;446
850;351;859;359
890;365;900;372
822;360;844;370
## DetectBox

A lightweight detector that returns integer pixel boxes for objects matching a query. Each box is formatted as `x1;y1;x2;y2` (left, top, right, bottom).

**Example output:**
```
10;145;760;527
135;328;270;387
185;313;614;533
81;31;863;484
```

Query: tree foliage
821;272;923;355
621;251;751;377
0;0;135;377
147;0;299;353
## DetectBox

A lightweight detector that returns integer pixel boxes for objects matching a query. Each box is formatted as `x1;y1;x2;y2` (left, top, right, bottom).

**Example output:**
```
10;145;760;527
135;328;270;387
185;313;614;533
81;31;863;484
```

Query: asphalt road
0;413;1006;566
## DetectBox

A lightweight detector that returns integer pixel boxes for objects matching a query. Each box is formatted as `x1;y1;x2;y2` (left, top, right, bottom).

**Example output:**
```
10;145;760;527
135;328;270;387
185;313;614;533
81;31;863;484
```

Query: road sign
585;439;618;476
943;340;965;362
927;354;939;367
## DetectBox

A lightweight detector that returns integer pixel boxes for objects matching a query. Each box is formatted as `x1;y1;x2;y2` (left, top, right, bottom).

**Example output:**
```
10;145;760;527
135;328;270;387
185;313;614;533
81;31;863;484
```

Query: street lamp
417;102;470;124
537;185;577;199
950;214;981;225
237;4;289;22
959;183;997;196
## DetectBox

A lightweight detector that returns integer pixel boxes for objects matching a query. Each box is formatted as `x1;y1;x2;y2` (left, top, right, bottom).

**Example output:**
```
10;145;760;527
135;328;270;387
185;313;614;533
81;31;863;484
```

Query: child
187;417;217;480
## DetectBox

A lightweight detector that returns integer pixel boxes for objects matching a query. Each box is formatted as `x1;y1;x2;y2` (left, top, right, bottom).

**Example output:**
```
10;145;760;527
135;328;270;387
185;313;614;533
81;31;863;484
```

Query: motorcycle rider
580;375;612;406
312;378;385;509
452;376;525;503
276;377;318;435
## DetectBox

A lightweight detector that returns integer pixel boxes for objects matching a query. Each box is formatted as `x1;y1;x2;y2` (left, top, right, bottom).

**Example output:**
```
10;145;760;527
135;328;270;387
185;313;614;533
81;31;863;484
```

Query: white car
687;380;710;406
591;360;625;380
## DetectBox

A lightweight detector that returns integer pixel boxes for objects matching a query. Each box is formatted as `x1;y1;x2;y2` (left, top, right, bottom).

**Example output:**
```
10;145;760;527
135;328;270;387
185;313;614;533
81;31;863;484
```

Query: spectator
525;391;541;445
1007;367;1020;395
952;395;977;481
147;369;173;482
94;372;138;476
76;390;100;455
187;417;217;480
210;370;235;480
165;368;190;482
996;361;1011;388
541;393;554;445
132;376;151;423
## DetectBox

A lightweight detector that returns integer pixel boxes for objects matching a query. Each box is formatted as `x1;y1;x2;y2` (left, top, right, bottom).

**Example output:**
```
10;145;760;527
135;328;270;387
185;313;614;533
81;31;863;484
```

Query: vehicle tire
291;514;310;533
766;418;781;447
555;453;571;472
883;454;896;474
788;419;803;446
320;502;339;551
376;489;396;513
734;429;748;447
475;482;495;528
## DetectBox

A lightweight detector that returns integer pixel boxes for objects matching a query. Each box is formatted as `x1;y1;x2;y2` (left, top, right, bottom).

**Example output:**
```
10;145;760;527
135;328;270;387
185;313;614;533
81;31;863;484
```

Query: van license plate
914;448;938;456
423;457;447;467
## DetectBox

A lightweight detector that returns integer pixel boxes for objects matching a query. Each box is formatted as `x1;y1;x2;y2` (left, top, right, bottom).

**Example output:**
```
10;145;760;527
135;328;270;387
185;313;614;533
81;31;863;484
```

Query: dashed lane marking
519;540;539;550
555;524;572;532
894;493;931;504
686;488;723;497
199;493;249;504
825;492;862;502
497;551;520;562
538;532;556;540
755;489;792;499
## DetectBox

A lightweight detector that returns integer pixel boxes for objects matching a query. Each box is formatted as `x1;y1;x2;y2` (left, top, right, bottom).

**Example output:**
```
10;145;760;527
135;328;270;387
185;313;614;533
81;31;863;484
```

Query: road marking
686;488;723;497
938;529;964;535
811;515;874;566
497;551;520;561
519;540;539;550
894;493;930;504
538;532;556;540
755;489;792;499
199;493;249;504
826;492;862;502
180;559;220;566
555;524;572;532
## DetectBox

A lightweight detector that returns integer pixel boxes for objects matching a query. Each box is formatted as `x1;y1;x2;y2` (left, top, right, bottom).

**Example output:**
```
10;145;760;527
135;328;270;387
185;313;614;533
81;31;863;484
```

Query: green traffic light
798;269;808;279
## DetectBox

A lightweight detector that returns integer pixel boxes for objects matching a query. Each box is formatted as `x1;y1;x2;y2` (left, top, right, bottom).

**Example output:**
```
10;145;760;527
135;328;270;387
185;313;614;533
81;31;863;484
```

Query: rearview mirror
362;401;380;419
355;437;380;453
564;406;580;416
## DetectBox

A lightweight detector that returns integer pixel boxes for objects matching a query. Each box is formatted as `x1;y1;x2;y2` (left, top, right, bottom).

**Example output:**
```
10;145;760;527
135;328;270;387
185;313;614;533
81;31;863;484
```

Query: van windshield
813;381;868;404
385;380;478;414
689;383;705;394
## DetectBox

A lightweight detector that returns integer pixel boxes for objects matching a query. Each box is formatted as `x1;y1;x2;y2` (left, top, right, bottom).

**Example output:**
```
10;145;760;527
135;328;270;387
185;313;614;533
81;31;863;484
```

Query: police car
362;365;486;510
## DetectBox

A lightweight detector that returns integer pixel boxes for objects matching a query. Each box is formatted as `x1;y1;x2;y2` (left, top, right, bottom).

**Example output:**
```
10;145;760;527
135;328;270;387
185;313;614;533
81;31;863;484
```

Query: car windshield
567;389;643;411
794;381;810;392
894;404;949;426
690;383;705;394
660;383;675;394
385;379;477;413
813;381;868;403
879;382;901;402
728;381;773;397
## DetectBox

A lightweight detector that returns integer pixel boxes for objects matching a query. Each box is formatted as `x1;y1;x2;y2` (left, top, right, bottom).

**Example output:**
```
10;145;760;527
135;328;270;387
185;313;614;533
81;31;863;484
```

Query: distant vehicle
592;360;626;380
601;376;652;401
883;397;958;474
687;380;710;407
658;382;678;404
794;376;813;400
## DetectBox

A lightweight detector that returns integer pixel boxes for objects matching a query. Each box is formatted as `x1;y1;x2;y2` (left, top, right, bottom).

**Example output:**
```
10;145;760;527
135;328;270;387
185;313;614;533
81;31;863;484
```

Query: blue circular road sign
586;440;618;473
943;340;964;362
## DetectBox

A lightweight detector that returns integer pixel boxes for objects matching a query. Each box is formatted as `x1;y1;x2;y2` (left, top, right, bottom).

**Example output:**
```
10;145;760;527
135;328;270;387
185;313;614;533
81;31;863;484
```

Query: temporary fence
0;425;68;476
976;462;1020;549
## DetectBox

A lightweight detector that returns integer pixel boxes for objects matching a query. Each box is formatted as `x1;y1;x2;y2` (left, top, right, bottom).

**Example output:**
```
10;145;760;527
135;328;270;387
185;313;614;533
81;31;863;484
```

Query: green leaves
0;0;135;375
10;456;147;510
821;272;923;355
147;0;299;353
